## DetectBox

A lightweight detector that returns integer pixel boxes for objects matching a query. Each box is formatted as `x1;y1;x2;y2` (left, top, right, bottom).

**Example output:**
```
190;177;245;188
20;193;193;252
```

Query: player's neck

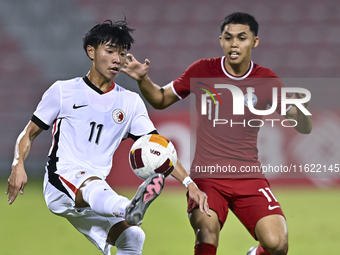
224;59;251;77
86;71;112;93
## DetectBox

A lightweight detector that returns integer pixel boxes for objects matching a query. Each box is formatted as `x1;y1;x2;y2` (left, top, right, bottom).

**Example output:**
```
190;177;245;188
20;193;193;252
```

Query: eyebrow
105;43;116;48
224;31;248;37
105;43;128;53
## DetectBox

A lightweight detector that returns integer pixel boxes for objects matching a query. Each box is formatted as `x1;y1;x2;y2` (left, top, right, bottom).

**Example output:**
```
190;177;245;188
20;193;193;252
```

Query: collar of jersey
220;56;253;80
83;76;115;95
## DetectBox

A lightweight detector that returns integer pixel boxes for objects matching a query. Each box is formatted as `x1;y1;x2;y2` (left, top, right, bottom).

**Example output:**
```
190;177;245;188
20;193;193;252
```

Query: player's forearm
171;161;189;183
12;122;42;170
137;75;167;109
12;130;33;170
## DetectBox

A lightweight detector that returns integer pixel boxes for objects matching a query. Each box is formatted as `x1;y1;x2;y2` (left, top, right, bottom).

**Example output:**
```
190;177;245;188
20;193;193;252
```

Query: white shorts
43;170;125;255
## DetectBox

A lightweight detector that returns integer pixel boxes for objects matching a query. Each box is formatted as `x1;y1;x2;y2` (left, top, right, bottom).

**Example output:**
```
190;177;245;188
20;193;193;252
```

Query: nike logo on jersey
73;104;88;109
268;205;281;210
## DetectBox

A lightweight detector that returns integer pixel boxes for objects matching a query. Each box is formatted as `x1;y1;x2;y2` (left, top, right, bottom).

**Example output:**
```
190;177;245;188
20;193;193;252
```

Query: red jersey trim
220;56;254;80
103;82;115;94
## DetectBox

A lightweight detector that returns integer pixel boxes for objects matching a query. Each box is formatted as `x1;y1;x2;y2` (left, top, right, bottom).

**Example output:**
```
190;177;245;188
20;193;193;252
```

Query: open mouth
229;51;240;59
109;67;119;74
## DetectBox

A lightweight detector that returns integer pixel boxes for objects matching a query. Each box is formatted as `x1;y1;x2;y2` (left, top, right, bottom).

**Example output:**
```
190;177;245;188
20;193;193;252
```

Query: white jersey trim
169;81;183;100
221;56;254;80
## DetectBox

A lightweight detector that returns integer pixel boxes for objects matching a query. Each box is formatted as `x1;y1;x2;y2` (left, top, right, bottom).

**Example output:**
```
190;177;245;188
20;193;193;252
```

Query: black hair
83;19;135;56
220;12;258;36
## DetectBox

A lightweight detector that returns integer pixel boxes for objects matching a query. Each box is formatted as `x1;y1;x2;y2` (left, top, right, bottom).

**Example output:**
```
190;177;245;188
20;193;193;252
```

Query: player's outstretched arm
285;93;312;134
122;53;179;109
6;121;43;205
171;161;211;217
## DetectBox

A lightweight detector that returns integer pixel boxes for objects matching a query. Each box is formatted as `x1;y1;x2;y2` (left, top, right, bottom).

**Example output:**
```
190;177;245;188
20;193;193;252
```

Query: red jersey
172;56;285;178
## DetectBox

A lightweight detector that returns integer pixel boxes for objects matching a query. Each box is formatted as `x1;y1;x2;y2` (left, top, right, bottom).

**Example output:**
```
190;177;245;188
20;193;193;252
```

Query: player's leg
76;176;130;217
189;208;221;254
66;212;145;255
251;214;288;255
112;224;146;255
125;173;165;225
77;173;164;225
187;178;230;255
232;179;288;255
44;171;151;254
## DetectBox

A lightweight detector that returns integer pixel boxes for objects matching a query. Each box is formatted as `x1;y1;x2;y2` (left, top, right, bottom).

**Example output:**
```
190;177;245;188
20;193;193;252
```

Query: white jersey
32;77;155;180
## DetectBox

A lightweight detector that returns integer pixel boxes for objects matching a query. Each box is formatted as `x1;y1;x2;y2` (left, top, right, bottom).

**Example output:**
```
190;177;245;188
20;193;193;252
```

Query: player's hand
122;53;150;81
6;164;27;205
187;183;211;217
291;92;310;108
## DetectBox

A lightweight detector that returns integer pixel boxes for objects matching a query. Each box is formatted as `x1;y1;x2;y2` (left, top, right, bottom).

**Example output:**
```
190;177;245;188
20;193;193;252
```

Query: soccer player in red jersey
123;12;312;255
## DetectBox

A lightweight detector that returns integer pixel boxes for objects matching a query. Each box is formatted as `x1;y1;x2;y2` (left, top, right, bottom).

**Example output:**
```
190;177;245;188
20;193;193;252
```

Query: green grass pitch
1;179;339;254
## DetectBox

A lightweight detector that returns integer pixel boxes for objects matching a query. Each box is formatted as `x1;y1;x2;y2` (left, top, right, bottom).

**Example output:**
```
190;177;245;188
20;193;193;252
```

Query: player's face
88;42;127;81
219;24;259;67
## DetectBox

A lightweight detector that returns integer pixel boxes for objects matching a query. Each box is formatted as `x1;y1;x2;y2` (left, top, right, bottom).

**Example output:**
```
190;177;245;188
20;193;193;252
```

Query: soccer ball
129;134;177;180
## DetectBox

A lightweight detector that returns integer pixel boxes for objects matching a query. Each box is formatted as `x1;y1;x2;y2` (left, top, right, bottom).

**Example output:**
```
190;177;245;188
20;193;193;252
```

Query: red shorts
187;178;285;239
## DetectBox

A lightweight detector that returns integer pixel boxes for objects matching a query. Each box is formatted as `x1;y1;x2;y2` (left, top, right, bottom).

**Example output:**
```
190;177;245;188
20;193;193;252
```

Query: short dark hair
221;12;258;36
83;19;135;56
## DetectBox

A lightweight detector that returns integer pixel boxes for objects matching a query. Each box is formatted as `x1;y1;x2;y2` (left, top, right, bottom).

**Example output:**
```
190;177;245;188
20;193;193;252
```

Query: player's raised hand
6;164;27;205
187;183;211;217
122;53;150;81
291;92;310;108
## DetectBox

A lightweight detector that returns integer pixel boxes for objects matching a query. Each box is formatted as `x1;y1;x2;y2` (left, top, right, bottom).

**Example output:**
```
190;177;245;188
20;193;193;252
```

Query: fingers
7;188;18;205
126;53;135;61
6;181;26;205
198;192;211;217
19;183;25;195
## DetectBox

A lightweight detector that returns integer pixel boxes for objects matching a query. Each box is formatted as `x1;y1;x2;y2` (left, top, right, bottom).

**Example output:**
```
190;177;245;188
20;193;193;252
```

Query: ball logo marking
129;134;177;180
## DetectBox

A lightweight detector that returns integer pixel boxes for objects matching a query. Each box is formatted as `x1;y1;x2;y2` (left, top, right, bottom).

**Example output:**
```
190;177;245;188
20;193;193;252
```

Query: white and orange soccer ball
129;134;177;180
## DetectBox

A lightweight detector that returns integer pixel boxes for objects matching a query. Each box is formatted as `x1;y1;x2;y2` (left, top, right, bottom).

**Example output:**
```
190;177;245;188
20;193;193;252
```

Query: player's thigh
187;178;230;228
232;178;285;240
44;180;125;254
255;214;288;250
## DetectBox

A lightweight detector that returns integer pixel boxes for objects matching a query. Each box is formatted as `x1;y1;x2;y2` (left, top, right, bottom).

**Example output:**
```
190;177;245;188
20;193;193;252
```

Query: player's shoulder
50;77;84;90
251;62;279;78
192;57;222;67
114;83;143;101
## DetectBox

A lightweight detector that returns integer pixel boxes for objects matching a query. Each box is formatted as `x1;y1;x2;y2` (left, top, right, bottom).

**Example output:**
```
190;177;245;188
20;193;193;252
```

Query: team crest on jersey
75;170;87;178
244;93;258;107
112;109;125;124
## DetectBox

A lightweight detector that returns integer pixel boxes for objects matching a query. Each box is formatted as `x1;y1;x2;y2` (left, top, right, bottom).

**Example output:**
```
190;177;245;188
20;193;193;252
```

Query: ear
219;35;223;47
253;36;259;49
87;45;95;60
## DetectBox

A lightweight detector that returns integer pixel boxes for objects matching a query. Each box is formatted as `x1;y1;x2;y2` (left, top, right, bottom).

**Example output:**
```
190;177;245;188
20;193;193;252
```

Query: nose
231;38;238;47
113;52;121;64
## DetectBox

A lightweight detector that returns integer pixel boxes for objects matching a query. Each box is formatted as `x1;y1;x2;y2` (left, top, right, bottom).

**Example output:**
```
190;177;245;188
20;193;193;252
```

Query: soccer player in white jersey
6;20;209;255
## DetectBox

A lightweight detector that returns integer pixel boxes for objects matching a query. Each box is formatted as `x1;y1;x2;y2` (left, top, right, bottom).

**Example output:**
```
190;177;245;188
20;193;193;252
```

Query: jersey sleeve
31;82;61;130
172;60;202;100
129;95;156;136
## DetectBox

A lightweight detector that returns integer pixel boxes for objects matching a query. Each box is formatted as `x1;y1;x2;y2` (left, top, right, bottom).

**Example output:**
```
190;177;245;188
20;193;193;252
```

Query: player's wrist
182;176;196;189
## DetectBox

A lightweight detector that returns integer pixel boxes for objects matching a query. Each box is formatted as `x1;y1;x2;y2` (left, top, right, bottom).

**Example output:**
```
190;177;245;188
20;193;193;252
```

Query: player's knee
194;221;220;245
190;209;220;245
115;226;145;255
261;234;288;255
